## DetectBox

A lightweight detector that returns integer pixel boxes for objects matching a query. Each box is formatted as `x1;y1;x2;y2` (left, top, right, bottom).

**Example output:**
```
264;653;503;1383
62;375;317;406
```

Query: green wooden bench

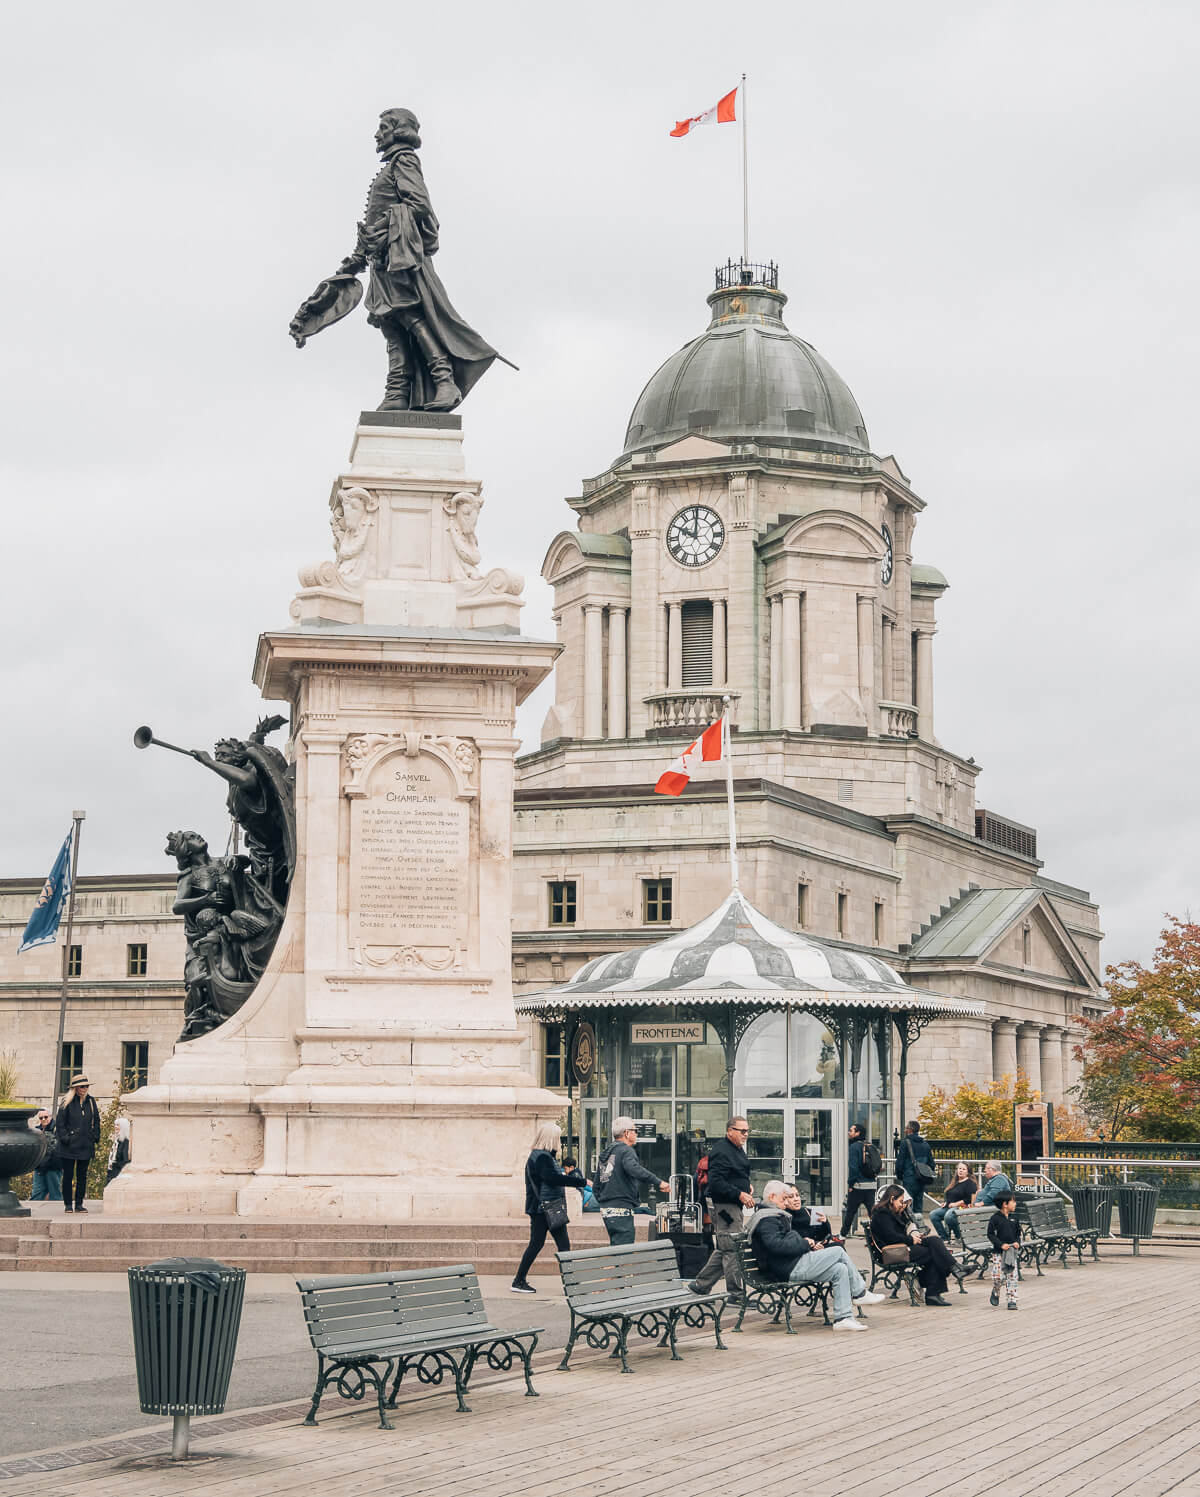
955;1207;997;1278
731;1232;832;1331
556;1240;727;1374
296;1266;541;1429
1025;1197;1099;1269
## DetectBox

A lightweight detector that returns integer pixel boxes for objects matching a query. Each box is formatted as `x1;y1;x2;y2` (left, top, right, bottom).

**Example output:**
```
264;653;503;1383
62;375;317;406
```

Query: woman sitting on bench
870;1184;965;1307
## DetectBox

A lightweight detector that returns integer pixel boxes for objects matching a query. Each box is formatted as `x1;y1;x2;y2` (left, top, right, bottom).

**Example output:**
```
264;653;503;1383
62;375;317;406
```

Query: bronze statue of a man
290;108;508;413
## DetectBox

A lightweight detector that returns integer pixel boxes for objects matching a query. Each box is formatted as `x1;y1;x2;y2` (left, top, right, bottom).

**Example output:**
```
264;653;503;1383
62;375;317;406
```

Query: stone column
1040;1026;1065;1102
769;594;782;729
1016;1023;1042;1091
881;617;894;702
991;1019;1018;1081
781;589;802;729
628;483;658;738
799;591;812;729
725;471;757;727
915;627;935;740
1061;1029;1078;1097
667;600;682;691
606;607;627;740
857;594;875;724
712;598;727;686
583;604;604;740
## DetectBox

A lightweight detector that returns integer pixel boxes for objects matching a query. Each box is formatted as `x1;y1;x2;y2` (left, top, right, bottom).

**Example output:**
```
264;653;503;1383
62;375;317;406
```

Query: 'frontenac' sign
630;1022;706;1045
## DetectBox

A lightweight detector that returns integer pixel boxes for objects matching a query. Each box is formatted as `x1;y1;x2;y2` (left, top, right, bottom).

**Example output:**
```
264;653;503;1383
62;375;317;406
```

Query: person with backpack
897;1119;937;1213
593;1118;670;1246
839;1122;879;1237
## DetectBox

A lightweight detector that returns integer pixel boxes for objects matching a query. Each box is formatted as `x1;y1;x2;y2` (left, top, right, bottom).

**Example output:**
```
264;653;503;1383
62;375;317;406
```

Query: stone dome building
510;260;1106;1200
623;272;869;458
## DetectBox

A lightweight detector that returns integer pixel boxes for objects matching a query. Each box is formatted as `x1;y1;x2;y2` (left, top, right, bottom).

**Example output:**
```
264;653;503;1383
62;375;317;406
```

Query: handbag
542;1198;570;1231
879;1243;911;1266
906;1138;937;1184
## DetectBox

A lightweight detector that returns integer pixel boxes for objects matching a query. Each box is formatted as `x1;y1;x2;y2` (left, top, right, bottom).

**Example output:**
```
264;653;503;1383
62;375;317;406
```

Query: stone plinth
107;417;562;1220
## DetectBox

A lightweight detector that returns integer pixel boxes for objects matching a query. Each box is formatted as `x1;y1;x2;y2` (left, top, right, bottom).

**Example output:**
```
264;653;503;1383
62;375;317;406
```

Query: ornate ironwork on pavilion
515;889;983;1202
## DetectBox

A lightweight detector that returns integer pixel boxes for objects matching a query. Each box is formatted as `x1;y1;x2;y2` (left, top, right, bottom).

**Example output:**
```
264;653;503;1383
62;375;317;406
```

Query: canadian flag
670;86;738;138
655;717;724;796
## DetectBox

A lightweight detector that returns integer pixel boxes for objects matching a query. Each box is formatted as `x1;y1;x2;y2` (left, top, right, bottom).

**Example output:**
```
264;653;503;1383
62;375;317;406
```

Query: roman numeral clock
666;505;725;567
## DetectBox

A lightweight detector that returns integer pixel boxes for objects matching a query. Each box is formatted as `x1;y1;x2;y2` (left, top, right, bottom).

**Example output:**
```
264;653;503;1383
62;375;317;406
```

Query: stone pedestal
108;413;562;1220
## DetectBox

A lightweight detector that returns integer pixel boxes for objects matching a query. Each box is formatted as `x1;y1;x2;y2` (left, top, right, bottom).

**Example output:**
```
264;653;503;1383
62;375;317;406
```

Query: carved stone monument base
107;418;562;1220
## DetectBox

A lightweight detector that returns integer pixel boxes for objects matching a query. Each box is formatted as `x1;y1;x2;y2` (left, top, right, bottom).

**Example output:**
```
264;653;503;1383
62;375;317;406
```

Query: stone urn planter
0;1105;48;1217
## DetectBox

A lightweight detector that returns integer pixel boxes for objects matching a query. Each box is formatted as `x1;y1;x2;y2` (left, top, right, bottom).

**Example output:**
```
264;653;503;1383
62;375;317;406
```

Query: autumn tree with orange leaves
1073;916;1200;1141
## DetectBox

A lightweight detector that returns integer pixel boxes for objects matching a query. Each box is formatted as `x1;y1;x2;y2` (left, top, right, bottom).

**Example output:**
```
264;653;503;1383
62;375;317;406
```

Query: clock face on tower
666;505;725;567
880;522;894;585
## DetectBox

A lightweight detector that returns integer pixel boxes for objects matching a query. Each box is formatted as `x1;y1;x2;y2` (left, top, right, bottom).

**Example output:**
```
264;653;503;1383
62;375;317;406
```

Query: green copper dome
623;275;870;458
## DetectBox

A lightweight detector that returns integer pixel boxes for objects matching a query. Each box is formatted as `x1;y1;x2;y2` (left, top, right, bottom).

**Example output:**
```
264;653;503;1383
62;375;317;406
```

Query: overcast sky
1;1;1196;967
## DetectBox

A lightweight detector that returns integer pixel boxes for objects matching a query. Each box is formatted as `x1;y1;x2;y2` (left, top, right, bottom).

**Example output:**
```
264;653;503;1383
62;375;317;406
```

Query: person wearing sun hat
55;1075;100;1213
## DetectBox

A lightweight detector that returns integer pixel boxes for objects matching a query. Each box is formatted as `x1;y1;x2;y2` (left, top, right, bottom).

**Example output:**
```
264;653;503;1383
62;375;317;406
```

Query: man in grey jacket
593;1118;671;1246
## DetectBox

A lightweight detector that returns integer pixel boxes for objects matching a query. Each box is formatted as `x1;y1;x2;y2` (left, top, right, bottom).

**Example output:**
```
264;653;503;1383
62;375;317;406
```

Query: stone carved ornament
296;485;380;595
444;492;483;580
342;731;478;798
443;490;524;599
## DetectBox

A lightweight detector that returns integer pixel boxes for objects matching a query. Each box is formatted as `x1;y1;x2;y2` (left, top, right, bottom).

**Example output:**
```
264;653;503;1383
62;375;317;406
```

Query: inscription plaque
350;753;469;950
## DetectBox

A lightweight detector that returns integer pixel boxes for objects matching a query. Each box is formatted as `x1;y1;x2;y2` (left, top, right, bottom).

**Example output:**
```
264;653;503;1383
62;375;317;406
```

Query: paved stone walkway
0;1244;1195;1496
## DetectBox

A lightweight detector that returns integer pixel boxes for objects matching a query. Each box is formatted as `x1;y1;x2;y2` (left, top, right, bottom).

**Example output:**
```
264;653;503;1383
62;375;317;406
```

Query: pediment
907;887;1098;991
653;435;733;462
773;508;884;562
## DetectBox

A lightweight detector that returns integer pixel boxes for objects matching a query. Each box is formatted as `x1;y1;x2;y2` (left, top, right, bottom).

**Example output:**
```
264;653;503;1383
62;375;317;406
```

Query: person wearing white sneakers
747;1181;884;1332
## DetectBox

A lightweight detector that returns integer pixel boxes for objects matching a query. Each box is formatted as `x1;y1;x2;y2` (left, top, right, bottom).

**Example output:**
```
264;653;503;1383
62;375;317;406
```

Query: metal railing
1039;1156;1200;1212
714;259;779;291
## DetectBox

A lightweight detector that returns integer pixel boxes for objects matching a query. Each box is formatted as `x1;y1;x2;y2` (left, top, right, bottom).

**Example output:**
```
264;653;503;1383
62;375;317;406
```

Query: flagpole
47;811;85;1113
740;73;749;265
722;696;739;893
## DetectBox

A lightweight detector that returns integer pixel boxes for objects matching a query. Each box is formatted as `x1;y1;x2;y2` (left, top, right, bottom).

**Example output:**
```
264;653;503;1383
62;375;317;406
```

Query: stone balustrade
879;701;917;737
645;689;739;731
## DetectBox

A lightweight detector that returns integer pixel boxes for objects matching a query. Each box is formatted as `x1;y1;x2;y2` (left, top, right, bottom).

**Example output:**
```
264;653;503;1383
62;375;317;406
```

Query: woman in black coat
511;1121;586;1293
869;1184;963;1306
55;1075;100;1213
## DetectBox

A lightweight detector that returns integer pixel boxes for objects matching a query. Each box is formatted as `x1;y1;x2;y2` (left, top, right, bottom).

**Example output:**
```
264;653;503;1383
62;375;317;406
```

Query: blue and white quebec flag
18;829;74;953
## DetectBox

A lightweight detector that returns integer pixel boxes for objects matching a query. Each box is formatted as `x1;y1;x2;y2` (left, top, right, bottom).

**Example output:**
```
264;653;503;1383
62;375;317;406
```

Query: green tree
1073;916;1200;1141
918;1071;1043;1137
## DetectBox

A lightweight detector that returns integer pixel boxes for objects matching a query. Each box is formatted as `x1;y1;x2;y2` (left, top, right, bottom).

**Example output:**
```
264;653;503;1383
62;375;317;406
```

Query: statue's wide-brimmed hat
289;274;364;348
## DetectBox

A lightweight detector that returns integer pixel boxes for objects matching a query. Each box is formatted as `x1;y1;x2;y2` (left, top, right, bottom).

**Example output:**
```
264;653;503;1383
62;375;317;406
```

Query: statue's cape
289;274;363;348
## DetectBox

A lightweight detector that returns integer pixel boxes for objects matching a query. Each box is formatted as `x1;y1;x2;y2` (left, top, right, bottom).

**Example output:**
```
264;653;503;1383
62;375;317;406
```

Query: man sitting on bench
747;1181;884;1333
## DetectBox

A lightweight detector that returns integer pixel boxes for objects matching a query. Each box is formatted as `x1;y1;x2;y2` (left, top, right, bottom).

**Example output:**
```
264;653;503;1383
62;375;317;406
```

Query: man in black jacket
593;1118;670;1245
688;1117;755;1295
840;1122;878;1237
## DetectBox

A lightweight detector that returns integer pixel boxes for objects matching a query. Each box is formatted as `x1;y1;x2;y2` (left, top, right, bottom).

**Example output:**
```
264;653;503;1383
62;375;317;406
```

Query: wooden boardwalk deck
1;1245;1196;1497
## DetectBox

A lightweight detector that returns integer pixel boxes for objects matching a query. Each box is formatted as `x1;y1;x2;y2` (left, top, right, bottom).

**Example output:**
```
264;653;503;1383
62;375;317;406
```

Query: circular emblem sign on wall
570;1021;597;1086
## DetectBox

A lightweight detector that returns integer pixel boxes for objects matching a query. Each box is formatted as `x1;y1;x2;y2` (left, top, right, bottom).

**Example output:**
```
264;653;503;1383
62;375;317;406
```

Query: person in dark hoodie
986;1190;1021;1310
897;1119;937;1213
688;1117;756;1296
749;1180;884;1331
593;1117;670;1246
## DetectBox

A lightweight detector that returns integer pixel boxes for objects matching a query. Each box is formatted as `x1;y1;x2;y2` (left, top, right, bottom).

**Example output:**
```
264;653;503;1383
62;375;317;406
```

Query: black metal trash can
1115;1182;1160;1245
1068;1184;1116;1236
128;1258;246;1456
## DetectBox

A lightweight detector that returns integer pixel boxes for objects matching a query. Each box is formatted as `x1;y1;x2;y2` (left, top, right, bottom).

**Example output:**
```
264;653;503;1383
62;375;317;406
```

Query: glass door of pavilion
743;1102;842;1210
